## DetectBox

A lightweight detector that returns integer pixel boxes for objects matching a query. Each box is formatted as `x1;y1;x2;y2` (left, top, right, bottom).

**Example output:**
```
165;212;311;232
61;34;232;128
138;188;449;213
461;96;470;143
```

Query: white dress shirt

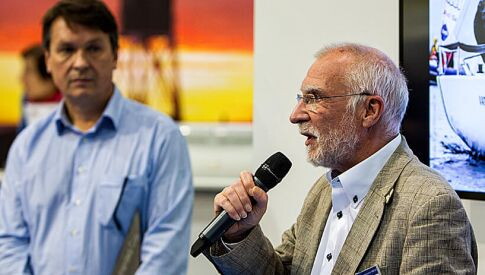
310;135;401;275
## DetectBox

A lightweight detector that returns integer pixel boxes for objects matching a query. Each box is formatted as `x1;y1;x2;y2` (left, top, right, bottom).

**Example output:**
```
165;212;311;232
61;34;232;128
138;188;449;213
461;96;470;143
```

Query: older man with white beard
202;43;478;274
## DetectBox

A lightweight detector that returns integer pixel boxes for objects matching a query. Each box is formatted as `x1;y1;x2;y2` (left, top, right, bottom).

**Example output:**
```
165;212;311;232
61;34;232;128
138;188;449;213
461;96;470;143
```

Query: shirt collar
54;86;123;135
326;135;402;209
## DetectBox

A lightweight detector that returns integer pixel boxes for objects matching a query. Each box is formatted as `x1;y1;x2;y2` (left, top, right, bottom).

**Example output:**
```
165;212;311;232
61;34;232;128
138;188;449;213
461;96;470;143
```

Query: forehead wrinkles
51;19;107;44
303;55;351;93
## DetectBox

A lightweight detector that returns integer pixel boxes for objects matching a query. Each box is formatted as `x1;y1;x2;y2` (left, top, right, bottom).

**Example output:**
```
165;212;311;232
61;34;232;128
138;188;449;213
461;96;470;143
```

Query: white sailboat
438;74;485;156
435;0;485;156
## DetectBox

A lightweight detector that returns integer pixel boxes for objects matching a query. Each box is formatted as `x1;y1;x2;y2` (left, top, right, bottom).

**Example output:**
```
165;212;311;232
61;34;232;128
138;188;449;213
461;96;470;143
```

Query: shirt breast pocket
96;174;146;233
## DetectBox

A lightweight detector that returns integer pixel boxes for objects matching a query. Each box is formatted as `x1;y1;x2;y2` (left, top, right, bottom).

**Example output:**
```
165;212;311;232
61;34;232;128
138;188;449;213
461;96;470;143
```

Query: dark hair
21;45;50;80
42;0;118;53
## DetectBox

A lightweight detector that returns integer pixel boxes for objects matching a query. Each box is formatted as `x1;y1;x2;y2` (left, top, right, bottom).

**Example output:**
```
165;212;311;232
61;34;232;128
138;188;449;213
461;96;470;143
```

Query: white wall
189;0;485;274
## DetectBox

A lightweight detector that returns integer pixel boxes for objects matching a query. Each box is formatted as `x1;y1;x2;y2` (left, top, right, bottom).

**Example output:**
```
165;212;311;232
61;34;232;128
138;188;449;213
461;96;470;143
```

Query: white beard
299;110;360;168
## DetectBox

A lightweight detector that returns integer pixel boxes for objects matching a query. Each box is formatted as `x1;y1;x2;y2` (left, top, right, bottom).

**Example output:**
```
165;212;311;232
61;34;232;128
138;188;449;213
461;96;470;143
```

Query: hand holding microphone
214;170;269;242
191;152;292;257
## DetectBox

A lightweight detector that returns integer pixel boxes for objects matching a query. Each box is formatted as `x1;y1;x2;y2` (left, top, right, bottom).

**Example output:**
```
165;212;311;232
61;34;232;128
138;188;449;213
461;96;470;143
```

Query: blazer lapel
307;182;333;270
291;177;333;274
331;138;414;274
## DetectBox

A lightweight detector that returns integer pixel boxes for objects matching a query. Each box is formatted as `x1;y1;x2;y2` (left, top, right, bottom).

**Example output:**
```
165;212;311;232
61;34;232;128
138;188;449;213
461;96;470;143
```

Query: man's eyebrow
302;87;325;95
56;37;104;46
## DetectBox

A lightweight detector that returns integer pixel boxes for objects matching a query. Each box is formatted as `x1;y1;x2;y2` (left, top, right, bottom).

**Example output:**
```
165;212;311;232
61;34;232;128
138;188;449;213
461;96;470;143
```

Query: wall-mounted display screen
401;0;485;200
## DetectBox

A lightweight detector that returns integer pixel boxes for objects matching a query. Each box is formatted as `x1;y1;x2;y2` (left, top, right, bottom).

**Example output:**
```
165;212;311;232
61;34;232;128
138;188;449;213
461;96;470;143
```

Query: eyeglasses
296;92;372;112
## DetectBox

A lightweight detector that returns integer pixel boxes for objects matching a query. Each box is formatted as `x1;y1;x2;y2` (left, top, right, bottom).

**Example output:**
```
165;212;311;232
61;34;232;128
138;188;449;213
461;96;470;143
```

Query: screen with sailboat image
429;0;485;194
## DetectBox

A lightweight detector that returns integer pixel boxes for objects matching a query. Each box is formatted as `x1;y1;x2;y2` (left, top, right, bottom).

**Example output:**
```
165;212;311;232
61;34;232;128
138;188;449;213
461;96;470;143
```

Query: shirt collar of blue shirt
54;86;123;135
326;134;402;209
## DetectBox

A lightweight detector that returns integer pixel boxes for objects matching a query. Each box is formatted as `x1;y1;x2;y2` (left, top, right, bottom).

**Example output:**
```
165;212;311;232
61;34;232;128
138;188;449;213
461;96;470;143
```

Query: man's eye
303;95;316;104
59;47;74;54
87;45;102;53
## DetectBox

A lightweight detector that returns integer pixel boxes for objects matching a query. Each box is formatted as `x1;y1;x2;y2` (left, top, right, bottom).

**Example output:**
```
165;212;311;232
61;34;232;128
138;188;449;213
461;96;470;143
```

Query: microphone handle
200;176;267;240
199;210;236;244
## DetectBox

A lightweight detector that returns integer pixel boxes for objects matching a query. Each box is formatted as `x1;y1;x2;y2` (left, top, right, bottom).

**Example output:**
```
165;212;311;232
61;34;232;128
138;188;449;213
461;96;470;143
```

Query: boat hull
437;75;485;156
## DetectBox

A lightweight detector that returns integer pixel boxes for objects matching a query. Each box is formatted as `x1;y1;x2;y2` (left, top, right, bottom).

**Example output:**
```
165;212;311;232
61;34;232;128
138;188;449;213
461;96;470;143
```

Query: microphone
190;152;292;257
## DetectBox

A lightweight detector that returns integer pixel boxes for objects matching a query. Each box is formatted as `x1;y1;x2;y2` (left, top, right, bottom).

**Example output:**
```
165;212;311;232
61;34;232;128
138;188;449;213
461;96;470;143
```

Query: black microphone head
254;152;292;191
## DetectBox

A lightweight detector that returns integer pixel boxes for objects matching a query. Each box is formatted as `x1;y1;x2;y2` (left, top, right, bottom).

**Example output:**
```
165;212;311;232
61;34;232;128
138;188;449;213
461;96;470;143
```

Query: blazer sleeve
205;177;328;275
400;191;477;274
206;224;294;275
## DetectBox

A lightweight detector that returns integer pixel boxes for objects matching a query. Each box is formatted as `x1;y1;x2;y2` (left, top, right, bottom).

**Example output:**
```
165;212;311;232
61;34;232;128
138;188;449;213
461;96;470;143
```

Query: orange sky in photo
0;0;253;124
0;0;253;53
175;0;253;52
0;0;118;51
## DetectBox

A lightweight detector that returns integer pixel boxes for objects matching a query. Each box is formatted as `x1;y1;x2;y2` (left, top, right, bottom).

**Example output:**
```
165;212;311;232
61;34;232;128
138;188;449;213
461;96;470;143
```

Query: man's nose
289;101;310;124
72;50;89;70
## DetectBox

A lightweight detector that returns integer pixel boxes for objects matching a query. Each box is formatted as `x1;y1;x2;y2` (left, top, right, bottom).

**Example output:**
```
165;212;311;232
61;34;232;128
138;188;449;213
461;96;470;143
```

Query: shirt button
326;253;332;261
337;211;343;219
71;229;78;236
353;195;358;203
68;267;77;272
74;199;81;206
77;166;85;174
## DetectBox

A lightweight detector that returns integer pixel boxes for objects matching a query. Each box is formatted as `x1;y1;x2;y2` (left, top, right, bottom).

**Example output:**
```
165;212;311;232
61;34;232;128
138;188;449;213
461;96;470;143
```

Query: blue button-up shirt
0;88;194;274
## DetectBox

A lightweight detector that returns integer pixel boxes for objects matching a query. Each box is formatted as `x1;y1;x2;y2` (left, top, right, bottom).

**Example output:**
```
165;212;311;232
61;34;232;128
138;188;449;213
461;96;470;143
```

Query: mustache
299;123;320;138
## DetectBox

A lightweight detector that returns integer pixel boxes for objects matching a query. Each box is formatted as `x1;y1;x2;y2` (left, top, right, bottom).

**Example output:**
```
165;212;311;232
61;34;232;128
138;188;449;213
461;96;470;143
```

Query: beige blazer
207;138;478;274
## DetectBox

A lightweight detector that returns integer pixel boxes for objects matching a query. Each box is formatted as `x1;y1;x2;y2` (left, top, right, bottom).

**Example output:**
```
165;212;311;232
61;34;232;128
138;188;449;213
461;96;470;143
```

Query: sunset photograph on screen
0;0;253;124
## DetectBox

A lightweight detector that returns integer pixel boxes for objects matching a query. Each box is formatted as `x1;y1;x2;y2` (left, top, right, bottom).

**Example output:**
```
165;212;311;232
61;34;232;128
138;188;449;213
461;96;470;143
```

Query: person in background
204;43;477;274
19;44;62;130
0;0;193;274
21;45;61;102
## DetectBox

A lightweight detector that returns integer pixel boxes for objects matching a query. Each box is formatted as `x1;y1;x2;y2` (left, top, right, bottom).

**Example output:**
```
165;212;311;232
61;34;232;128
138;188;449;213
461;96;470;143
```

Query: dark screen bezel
399;0;485;200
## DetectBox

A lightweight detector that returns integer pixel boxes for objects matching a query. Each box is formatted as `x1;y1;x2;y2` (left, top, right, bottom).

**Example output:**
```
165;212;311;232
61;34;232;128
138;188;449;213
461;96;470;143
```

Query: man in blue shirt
0;0;193;274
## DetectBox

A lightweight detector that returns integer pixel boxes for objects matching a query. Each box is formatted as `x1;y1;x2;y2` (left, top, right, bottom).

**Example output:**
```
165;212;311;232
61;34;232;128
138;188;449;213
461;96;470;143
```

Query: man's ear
44;49;52;73
113;50;118;69
362;95;384;128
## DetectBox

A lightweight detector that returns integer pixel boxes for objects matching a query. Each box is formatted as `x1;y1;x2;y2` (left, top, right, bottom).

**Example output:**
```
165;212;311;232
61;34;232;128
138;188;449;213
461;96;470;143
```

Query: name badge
355;265;381;275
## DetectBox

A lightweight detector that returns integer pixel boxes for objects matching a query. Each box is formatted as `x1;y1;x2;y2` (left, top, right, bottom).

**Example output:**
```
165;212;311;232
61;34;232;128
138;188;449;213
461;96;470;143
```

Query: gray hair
315;43;409;137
